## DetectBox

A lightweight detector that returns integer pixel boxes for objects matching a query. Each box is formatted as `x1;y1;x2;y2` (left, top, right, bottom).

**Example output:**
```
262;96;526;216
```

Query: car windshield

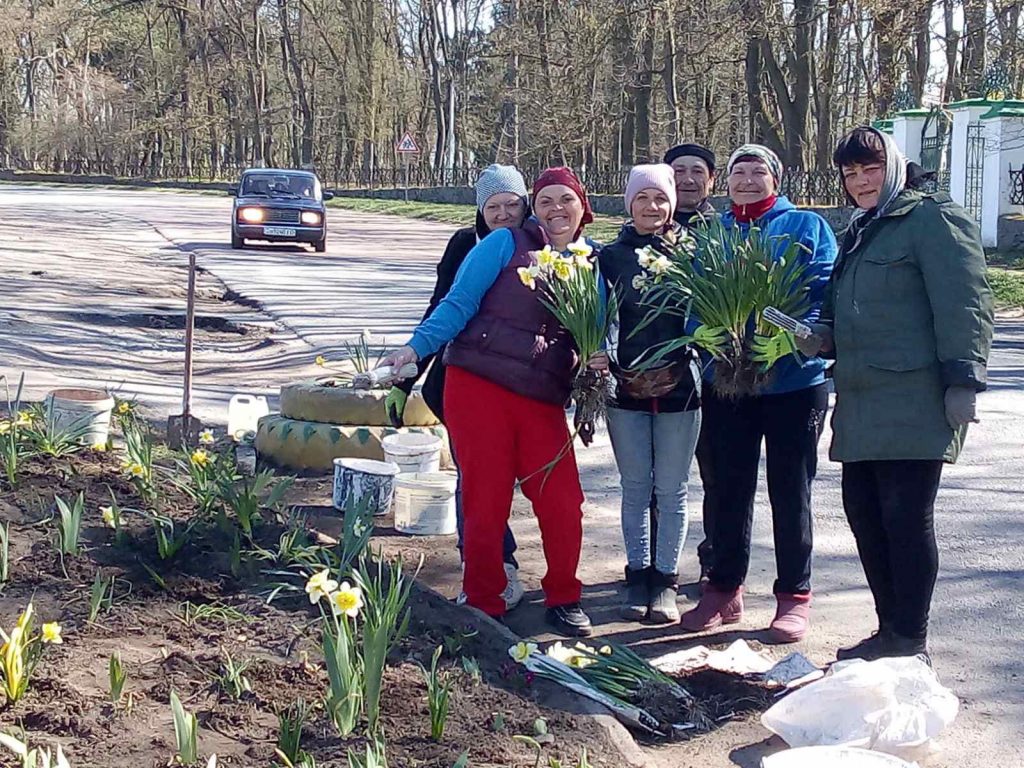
241;173;319;199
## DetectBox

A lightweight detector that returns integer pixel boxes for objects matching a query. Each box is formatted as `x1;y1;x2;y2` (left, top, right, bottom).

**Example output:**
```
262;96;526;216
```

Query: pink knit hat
624;164;677;215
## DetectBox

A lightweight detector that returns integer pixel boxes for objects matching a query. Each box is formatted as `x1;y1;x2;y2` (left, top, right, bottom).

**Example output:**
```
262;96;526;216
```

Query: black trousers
841;459;943;640
695;423;717;574
704;383;828;594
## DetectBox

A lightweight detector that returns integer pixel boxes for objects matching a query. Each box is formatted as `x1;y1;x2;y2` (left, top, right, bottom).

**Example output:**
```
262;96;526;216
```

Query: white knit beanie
624;164;677;215
475;164;528;210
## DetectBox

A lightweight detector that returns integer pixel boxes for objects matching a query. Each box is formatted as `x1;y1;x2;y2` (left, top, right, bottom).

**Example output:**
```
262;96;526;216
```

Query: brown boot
680;585;744;632
769;593;812;643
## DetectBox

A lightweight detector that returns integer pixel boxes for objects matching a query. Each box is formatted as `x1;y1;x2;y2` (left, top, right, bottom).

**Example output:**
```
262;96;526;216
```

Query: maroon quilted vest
444;221;578;405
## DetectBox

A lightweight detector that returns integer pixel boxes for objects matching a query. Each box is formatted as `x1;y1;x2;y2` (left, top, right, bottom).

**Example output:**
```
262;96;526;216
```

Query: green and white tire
279;380;439;427
255;414;452;474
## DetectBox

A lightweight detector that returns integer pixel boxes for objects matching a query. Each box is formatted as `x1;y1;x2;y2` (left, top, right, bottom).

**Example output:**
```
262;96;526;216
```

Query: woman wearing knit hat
597;163;702;624
381;166;604;637
386;163;529;612
680;144;837;643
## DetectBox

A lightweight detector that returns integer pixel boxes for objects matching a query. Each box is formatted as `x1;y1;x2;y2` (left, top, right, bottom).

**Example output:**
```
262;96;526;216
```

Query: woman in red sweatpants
382;167;599;637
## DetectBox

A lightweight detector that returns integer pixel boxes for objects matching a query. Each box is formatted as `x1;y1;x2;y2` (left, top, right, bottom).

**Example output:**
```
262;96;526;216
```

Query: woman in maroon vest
382;167;599;637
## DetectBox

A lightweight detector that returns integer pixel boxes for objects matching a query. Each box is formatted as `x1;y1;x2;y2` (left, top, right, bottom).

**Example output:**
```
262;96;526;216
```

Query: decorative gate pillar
891;109;930;165
948;100;993;208
979;102;1024;248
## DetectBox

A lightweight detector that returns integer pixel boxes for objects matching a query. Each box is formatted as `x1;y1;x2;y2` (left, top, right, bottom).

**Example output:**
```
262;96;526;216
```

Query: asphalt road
0;183;1020;768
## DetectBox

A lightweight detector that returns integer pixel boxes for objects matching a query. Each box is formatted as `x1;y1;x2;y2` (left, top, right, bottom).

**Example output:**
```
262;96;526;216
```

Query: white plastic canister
45;388;115;447
228;394;270;440
382;432;442;474
393;472;457;535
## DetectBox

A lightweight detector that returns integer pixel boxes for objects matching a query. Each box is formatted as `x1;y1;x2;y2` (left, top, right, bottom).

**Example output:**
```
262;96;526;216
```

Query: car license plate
263;226;296;237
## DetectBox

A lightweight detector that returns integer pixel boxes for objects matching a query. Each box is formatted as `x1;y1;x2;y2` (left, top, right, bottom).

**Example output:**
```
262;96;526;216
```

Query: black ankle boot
648;570;680;624
621;565;650;621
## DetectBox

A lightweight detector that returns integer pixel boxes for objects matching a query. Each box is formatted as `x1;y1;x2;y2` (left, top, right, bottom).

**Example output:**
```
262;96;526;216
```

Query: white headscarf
848;127;908;224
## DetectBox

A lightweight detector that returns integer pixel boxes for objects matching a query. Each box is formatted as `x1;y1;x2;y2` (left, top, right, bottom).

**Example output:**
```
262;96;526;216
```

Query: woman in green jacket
799;126;994;661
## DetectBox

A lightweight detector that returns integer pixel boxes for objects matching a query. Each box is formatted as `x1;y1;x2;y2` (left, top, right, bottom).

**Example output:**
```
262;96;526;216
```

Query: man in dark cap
663;142;719;588
664;143;717;230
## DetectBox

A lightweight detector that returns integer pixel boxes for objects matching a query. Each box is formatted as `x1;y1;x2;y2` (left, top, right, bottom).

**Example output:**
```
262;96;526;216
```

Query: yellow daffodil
15;412;32;427
198;429;215;445
552;258;574;282
544;641;578;666
117;402;131;415
128;463;146;478
41;622;63;645
352;519;368;538
190;449;210;467
101;506;116;529
517;267;537;290
573;251;593;270
91;442;107;452
0;421;9;435
330;582;363;618
508;641;538;663
567;239;593;259
533;245;556;270
315;355;327;367
305;569;339;604
648;255;672;276
635;246;654;268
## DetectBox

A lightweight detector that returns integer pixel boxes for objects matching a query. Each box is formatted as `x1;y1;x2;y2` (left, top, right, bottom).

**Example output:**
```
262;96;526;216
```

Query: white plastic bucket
45;388;115;447
228;394;270;440
333;458;401;516
382;432;442;474
393;472;457;535
761;747;917;768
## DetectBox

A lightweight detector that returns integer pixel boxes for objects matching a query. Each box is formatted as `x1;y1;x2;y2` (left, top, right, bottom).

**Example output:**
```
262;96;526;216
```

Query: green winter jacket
823;190;994;463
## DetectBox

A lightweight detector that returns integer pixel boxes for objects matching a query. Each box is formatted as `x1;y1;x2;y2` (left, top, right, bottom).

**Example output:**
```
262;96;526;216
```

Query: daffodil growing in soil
0;603;63;704
306;570;363;737
631;219;813;398
1;373;31;488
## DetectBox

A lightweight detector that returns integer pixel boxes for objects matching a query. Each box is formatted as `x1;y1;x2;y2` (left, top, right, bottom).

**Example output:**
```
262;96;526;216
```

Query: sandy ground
1;182;1021;768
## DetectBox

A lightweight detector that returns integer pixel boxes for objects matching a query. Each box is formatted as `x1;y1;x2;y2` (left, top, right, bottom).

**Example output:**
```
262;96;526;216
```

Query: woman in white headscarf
799;126;994;662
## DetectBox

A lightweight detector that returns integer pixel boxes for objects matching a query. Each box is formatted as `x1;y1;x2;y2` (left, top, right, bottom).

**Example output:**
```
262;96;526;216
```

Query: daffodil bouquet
518;239;617;438
632;219;813;398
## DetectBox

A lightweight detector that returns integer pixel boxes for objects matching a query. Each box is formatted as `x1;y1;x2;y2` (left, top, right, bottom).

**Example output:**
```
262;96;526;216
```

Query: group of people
382;126;994;663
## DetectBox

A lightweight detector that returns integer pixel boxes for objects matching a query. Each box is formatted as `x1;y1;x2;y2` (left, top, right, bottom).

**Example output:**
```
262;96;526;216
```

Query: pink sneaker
769;593;812;643
680;585;744;632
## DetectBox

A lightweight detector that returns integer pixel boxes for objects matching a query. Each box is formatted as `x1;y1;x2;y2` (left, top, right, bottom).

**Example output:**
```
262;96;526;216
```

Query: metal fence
1010;166;1024;206
3;159;849;206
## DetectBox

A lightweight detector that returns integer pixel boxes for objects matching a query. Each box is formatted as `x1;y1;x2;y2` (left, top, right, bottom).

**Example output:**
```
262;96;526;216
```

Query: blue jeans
606;407;701;575
452;449;518;567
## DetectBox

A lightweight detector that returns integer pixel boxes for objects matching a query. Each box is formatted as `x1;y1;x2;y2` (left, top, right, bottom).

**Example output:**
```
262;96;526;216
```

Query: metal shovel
168;252;202;449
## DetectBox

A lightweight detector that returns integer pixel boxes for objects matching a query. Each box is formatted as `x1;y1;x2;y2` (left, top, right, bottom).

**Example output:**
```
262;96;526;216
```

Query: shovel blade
167;414;202;451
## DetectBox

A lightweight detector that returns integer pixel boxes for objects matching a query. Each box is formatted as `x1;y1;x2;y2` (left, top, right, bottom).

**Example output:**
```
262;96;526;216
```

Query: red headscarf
532;166;594;239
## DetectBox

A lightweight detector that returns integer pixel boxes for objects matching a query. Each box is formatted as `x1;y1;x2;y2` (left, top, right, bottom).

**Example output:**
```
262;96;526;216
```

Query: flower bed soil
0;451;633;767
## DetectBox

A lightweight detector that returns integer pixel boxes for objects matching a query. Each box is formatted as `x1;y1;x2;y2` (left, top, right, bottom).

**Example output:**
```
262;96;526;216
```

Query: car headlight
301;211;322;225
239;207;264;223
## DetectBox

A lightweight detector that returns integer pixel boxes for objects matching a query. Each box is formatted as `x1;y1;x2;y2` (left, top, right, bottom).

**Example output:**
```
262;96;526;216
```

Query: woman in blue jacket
680;144;837;643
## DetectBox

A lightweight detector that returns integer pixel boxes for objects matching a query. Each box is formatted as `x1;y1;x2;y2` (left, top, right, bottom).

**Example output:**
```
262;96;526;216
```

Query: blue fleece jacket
408;224;607;359
702;196;837;395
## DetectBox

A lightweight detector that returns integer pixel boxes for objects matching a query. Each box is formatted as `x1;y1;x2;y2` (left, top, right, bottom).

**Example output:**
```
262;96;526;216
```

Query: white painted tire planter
279;380;439;427
45;388;115;447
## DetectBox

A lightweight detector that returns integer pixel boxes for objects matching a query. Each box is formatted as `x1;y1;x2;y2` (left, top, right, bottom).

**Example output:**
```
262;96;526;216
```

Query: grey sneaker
456;563;524;611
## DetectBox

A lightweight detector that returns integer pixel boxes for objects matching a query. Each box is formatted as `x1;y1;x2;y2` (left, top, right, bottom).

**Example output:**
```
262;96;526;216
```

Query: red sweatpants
444;365;584;617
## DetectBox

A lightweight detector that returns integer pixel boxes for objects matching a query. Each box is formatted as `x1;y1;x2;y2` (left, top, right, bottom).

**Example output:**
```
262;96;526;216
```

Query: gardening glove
750;332;797;368
379;345;419;377
691;325;729;355
944;386;978;430
385;387;408;428
794;323;834;358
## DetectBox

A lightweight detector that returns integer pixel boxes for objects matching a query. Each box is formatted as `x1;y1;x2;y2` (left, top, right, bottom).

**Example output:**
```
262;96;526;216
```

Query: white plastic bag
760;656;959;760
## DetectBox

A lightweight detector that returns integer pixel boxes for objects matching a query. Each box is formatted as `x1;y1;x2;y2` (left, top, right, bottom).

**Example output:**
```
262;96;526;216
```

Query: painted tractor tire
279;380;439;427
255;414;452;474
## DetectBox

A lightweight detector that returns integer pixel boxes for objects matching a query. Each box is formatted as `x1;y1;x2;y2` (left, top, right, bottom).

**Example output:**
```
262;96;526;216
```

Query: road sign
396;133;420;153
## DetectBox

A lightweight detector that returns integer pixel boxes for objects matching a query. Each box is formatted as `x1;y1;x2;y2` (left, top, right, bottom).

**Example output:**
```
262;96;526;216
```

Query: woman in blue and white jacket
679;145;837;644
